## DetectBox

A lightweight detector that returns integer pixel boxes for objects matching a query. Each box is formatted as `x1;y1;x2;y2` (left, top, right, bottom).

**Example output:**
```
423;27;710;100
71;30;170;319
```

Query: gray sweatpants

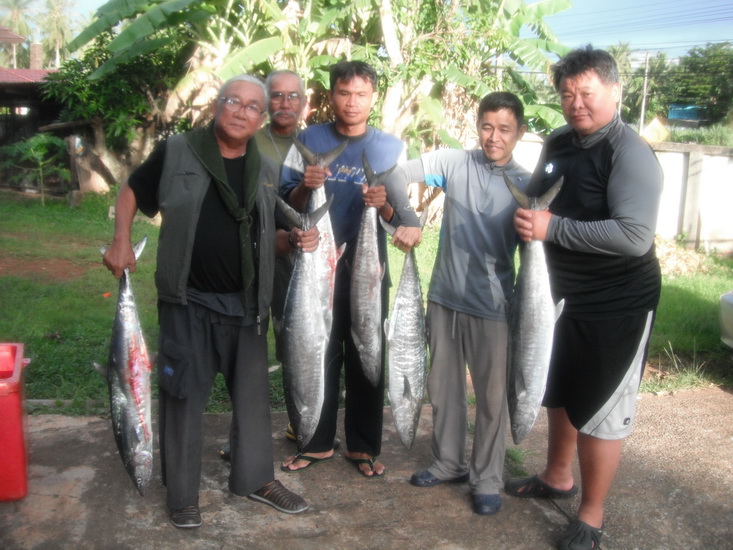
426;302;508;495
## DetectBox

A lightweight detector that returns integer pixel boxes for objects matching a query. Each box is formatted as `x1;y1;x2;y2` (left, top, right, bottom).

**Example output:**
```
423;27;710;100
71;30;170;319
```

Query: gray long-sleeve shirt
387;150;531;321
529;114;663;318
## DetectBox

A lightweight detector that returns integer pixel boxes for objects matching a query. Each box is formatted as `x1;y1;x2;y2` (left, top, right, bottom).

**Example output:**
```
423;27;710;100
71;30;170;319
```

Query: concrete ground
1;386;732;550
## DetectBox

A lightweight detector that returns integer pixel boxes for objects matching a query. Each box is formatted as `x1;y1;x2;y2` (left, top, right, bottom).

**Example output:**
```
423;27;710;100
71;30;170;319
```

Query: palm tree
38;0;75;68
608;43;632;121
0;0;34;68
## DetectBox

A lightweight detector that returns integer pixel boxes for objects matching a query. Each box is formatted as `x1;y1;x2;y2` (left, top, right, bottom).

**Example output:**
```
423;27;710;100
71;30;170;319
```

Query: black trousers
302;277;388;457
157;301;274;510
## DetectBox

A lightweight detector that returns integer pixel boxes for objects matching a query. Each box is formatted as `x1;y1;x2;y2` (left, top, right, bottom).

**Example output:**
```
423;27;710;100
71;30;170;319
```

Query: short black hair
477;92;525;128
329;61;378;92
552;45;619;90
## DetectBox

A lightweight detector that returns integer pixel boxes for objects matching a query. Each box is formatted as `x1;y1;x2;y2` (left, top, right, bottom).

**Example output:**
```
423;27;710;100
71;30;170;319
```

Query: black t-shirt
128;141;258;295
531;118;662;319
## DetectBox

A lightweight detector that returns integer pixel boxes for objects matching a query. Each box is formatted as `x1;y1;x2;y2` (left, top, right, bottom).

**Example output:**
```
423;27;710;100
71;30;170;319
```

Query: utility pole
618;80;624;118
639;52;649;133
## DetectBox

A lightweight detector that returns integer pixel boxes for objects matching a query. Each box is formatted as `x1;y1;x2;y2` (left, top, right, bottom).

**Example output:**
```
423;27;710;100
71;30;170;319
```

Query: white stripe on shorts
580;310;654;440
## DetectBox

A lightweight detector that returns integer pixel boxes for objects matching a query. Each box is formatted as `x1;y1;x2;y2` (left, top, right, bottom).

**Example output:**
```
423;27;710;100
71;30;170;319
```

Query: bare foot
281;450;334;472
344;451;385;477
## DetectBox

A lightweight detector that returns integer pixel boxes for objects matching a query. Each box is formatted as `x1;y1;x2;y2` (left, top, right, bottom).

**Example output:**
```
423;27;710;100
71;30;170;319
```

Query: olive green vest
155;130;280;321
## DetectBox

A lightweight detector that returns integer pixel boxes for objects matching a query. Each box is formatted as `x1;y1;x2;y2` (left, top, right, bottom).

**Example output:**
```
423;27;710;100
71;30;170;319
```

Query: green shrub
667;124;733;147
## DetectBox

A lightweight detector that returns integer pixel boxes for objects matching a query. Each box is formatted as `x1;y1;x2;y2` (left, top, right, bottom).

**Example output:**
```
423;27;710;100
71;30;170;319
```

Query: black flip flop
504;474;578;498
280;452;333;473
557;519;603;550
345;455;384;478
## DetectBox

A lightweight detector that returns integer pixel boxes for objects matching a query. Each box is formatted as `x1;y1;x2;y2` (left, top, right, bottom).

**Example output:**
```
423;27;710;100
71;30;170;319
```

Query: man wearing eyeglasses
255;71;307;439
103;75;318;528
218;70;311;457
254;70;306;169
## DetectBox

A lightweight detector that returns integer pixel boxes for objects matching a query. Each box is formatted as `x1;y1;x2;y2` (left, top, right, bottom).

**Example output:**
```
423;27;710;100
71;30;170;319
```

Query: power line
542;0;733;55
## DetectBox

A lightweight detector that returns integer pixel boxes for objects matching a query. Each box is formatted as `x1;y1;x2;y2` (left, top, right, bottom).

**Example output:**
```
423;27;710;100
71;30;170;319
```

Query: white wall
512;136;733;255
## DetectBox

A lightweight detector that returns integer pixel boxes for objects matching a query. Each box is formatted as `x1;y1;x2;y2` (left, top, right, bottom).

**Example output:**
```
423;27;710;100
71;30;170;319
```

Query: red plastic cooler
0;343;30;501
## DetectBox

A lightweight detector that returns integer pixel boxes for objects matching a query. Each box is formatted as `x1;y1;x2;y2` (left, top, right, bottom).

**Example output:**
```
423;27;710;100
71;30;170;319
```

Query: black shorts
543;311;655;439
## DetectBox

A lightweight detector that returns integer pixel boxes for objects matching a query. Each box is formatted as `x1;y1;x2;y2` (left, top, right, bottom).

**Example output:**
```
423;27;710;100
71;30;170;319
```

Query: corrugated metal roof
0;25;25;44
0;67;54;84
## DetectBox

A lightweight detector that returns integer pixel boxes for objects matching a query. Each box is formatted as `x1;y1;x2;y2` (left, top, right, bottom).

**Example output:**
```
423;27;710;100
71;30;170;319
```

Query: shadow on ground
1;387;732;549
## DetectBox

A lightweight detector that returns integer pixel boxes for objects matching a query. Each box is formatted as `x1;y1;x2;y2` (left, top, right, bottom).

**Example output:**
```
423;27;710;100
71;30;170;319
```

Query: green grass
504;447;531;478
1;189;731;416
667;124;733;147
643;253;733;391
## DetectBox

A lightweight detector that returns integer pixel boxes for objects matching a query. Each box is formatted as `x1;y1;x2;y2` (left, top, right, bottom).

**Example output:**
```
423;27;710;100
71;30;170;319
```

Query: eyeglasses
270;92;303;103
219;97;265;118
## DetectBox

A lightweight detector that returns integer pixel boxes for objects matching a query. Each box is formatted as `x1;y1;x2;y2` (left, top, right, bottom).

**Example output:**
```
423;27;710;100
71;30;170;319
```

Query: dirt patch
0;256;95;282
656;236;712;277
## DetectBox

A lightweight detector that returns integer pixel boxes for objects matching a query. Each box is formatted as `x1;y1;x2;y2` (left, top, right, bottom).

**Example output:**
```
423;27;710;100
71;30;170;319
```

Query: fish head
131;449;153;496
296;415;320;448
392;404;420;450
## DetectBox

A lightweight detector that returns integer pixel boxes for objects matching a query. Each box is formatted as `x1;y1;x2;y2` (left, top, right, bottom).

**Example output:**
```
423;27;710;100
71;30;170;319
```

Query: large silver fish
351;152;394;387
96;237;153;495
382;217;427;450
504;174;565;445
291;138;347;328
276;196;333;448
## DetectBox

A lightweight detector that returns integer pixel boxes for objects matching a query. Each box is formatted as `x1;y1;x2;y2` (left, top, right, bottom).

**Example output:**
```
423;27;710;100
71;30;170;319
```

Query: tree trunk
379;0;405;136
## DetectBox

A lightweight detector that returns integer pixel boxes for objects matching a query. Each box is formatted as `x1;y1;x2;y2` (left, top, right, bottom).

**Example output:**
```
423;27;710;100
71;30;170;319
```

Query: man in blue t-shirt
279;61;420;477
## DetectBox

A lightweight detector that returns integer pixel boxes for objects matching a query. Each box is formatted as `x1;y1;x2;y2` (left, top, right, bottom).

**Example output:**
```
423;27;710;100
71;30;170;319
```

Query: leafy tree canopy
670;42;733;124
61;0;571;155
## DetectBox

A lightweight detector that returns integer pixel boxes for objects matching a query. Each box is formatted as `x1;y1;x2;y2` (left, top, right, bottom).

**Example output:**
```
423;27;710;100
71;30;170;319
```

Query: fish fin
319;140;349;167
362;151;397;188
308;195;334;228
536;176;564;210
362;151;377;185
132;236;147;260
336;242;346;261
375;164;397;186
93;362;108;379
292;138;317;165
379;216;396;236
294;138;349;168
554;298;565;321
503;173;530;209
350;329;363;352
275;195;304;229
418;207;430;229
402;376;413;400
380;207;428;245
99;236;146;259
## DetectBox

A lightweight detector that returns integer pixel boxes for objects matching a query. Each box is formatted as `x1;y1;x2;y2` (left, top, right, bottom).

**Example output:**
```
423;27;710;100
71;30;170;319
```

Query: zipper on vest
256;315;261;335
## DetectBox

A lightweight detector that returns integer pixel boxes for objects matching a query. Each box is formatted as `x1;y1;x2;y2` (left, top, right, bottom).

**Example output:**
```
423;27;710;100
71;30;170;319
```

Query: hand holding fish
302;164;330;190
103;240;136;279
514;207;551;242
291;226;320;253
362;182;387;208
391;226;422;253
